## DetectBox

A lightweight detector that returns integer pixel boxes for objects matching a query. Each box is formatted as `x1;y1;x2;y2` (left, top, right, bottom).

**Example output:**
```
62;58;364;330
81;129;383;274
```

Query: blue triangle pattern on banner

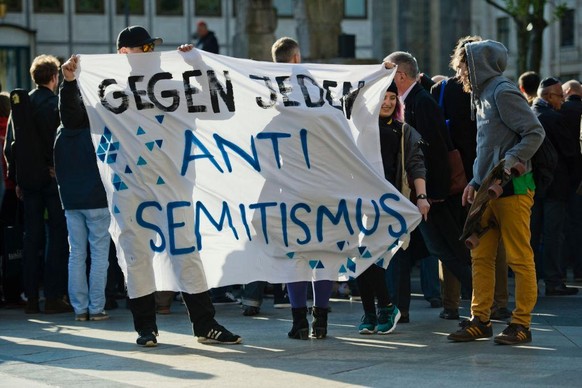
145;142;155;151
387;240;399;251
97;144;107;154
339;265;347;274
309;260;318;269
156;177;165;185
346;258;356;272
97;153;106;162
337;241;346;251
155;115;164;124
286;252;295;259
155;139;163;148
106;154;117;164
137;156;147;166
119;182;128;190
124;165;133;174
113;206;120;214
136;127;146;135
112;174;121;183
99;136;108;144
109;142;119;151
358;246;367;255
103;127;112;141
316;260;325;269
362;250;372;259
375;258;384;268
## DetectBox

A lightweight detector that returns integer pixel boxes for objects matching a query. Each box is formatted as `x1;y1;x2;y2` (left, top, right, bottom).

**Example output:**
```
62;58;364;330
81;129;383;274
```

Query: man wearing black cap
60;25;242;347
530;77;579;296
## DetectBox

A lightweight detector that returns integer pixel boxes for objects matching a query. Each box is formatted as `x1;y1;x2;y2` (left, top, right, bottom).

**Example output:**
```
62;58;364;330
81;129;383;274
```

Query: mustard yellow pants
471;191;537;327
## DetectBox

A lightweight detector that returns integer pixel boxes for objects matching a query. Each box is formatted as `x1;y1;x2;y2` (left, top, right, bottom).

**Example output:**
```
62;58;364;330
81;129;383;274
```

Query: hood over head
465;40;508;97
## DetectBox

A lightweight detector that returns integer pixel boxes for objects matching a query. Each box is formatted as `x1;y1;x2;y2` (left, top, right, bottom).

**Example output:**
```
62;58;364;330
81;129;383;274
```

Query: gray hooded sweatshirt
465;40;544;189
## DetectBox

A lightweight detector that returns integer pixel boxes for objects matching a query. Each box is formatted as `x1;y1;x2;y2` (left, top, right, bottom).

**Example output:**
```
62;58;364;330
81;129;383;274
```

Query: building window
560;8;574;47
344;0;366;19
195;0;221;17
34;0;64;13
76;0;104;14
5;0;23;12
157;0;183;15
496;17;510;48
274;0;293;18
116;0;145;15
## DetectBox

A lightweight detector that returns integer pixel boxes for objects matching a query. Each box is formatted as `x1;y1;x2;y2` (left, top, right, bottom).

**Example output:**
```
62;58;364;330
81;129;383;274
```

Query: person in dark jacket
13;55;71;315
60;25;241;347
55;77;111;321
356;82;428;335
530;77;579;296
194;21;219;54
384;51;472;323
560;80;582;282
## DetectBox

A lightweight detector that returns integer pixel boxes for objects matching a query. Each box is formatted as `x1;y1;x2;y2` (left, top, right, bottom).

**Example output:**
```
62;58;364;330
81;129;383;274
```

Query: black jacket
559;95;582;186
403;83;451;200
196;31;219;54
12;86;59;190
531;98;575;200
431;77;477;181
54;80;108;210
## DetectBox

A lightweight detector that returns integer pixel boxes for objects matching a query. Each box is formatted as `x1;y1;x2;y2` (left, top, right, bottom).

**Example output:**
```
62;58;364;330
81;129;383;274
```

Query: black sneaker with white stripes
197;325;242;345
136;330;158;347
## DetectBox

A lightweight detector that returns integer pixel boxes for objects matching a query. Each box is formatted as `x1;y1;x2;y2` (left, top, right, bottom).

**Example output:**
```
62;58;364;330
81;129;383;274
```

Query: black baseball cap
116;25;163;50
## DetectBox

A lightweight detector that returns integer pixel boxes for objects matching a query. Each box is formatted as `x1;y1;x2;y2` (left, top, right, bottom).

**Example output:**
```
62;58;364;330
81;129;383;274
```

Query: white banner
75;49;421;298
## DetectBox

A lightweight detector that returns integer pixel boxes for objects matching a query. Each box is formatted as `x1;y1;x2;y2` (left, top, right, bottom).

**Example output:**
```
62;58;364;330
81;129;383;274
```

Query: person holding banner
268;37;334;340
356;81;428;334
60;25;241;347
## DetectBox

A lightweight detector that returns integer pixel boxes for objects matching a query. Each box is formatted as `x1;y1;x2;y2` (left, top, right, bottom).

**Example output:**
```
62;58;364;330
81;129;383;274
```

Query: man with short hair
60;25;241;347
448;39;544;345
15;54;71;315
385;51;472;323
560;80;582;282
518;71;541;106
530;78;579;296
271;37;301;63
194;21;219;54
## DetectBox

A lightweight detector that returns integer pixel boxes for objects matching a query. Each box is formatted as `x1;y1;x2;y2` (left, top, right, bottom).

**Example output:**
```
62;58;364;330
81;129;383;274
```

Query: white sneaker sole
377;310;401;335
358;328;377;334
197;337;243;345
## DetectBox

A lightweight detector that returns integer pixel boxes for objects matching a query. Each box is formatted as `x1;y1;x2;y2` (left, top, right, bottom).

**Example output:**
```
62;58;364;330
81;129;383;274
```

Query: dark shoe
490;307;512;321
494;323;532;345
211;293;240;305
75;313;89;321
44;298;73;314
447;317;493;342
25;298;40;314
399;311;410;323
439;308;460;320
242;305;260;316
545;283;579;296
197;324;242;345
273;294;291;309
104;297;118;310
312;306;328;339
90;311;110;321
137;331;158;347
429;298;443;308
288;307;309;340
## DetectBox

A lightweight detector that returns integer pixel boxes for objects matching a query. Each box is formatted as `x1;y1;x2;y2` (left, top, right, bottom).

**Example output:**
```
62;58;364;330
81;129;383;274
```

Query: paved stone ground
0;278;580;387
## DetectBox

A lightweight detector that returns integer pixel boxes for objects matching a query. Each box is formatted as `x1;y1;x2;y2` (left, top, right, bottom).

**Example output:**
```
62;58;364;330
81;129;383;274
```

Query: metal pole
124;0;130;27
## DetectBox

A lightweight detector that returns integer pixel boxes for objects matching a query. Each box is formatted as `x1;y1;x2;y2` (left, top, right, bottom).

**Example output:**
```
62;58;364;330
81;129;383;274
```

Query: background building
0;0;580;91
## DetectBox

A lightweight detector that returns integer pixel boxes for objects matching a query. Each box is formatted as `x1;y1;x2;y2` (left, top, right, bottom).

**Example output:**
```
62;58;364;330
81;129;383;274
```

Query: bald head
562;80;582;98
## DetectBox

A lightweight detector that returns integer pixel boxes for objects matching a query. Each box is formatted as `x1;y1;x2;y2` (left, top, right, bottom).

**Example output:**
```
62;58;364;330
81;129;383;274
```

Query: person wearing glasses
59;25;242;347
530;77;579;296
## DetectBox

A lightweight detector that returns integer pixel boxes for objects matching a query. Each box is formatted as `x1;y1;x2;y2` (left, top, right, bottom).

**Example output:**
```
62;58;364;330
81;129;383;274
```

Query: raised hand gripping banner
75;49;421;298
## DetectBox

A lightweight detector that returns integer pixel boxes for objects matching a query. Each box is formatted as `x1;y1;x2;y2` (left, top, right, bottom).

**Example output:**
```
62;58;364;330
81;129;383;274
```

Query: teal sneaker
377;305;401;334
358;312;378;334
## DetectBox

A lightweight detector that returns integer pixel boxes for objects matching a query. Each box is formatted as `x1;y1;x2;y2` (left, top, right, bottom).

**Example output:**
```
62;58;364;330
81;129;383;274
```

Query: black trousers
128;290;217;336
357;265;391;314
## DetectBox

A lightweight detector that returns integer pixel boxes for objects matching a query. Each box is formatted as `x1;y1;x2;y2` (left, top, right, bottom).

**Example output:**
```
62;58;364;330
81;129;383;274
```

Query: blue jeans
22;180;68;300
420;256;441;301
66;208;111;314
242;281;266;307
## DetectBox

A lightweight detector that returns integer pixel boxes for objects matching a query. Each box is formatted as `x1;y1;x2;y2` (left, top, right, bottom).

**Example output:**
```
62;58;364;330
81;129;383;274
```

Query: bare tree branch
484;0;517;17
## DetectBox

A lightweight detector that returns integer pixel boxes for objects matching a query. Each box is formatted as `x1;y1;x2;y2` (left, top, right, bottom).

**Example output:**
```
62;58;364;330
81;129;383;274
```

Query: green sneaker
358;312;378;334
377;305;401;334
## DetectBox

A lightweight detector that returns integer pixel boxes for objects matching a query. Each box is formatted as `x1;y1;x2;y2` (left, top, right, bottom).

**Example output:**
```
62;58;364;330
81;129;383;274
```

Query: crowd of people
0;25;581;350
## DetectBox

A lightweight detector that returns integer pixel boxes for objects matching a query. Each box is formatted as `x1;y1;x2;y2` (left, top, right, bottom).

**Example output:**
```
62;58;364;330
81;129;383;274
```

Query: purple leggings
287;280;334;309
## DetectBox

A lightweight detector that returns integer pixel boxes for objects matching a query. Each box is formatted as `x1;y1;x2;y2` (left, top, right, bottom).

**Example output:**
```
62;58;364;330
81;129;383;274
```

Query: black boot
312;307;328;339
288;307;309;340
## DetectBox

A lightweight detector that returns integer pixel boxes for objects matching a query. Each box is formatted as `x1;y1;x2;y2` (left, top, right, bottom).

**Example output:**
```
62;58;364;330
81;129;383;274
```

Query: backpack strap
438;78;447;108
